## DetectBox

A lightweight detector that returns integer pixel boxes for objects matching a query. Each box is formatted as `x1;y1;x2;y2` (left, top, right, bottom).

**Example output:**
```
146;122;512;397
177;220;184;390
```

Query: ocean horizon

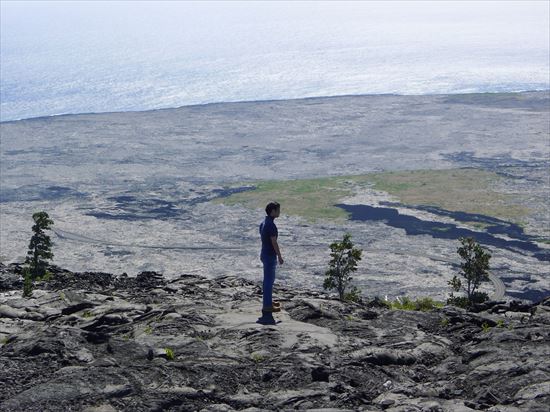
1;1;549;122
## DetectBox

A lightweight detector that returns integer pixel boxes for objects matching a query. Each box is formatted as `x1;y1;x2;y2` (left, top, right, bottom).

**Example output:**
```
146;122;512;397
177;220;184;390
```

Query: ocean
1;1;549;122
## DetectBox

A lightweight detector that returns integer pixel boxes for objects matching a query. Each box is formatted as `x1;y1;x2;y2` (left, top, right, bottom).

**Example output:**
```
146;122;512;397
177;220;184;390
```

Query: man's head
265;201;280;218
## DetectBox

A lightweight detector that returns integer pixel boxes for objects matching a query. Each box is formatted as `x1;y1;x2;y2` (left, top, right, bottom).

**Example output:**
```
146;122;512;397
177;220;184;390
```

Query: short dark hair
265;202;280;216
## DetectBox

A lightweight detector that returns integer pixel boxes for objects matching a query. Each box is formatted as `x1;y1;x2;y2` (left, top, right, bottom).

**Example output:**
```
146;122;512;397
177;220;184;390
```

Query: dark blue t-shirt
259;216;278;257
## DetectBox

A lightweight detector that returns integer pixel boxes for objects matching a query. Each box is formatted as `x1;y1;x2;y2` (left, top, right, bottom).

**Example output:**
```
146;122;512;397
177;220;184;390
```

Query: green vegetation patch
213;168;530;224
212;176;356;222
365;168;529;223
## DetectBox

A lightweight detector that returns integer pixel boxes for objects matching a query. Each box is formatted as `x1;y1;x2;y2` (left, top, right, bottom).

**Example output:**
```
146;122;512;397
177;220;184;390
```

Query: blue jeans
260;253;277;308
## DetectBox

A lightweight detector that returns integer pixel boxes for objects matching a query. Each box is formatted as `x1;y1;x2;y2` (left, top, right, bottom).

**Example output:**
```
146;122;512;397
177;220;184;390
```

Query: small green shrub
165;347;175;360
447;291;489;309
440;317;450;327
390;296;444;312
481;322;491;332
496;319;505;328
22;266;33;297
144;325;153;335
343;286;362;303
473;291;490;303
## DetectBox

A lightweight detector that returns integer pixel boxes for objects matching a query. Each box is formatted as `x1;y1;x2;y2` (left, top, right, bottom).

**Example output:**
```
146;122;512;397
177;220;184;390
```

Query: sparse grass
82;311;94;318
213;168;530;224
251;353;264;363
143;325;153;335
497;319;505;328
389;296;444;312
165;347;175;360
481;322;491;333
440;317;450;327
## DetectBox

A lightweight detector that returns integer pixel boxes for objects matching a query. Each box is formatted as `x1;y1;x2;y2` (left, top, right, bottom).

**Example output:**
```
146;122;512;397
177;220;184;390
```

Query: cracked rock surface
1;262;549;411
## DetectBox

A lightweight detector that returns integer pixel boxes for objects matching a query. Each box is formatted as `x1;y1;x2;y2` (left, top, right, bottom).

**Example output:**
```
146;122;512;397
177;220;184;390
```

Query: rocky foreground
0;263;549;412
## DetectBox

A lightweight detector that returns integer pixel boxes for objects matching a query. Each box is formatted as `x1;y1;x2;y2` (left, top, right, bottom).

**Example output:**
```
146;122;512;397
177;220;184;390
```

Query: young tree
25;211;54;281
323;233;362;302
448;236;491;307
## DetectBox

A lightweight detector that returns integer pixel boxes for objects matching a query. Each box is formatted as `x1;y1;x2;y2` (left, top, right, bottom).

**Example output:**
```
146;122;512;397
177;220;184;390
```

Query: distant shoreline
2;88;549;124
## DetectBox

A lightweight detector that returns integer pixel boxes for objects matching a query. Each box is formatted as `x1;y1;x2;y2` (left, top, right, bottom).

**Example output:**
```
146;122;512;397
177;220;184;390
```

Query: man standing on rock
259;202;283;313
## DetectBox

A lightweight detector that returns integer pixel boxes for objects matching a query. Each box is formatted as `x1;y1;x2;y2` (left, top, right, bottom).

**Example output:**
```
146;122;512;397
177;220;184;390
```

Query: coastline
1;88;549;124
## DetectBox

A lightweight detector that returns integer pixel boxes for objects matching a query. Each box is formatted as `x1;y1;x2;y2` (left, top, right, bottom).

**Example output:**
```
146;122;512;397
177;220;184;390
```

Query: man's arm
271;236;284;264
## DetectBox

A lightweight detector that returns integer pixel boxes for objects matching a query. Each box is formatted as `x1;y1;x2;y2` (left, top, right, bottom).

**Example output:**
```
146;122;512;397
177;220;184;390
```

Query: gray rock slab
0;268;549;411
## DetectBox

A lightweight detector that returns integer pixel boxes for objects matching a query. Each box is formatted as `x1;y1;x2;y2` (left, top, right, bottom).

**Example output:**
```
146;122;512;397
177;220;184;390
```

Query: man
259;201;284;313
